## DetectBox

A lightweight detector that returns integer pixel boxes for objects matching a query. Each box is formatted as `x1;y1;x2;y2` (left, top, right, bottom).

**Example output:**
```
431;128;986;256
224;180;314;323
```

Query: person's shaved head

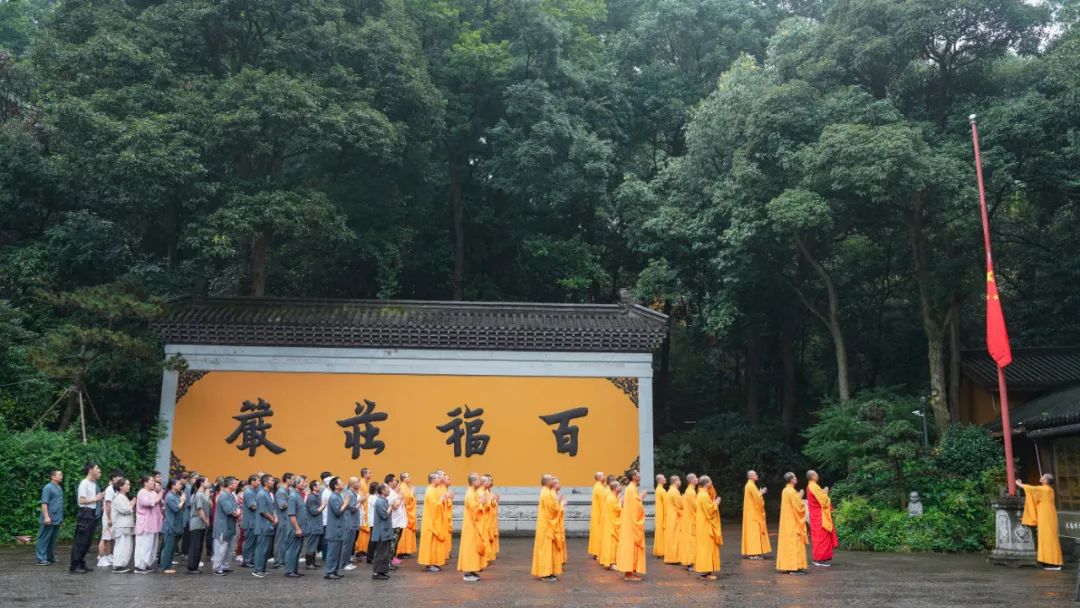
807;470;819;482
595;471;605;481
541;474;554;487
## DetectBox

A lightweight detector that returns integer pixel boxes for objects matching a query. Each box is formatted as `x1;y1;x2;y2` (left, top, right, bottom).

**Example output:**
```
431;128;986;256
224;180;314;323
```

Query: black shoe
285;572;302;578
240;562;253;568
372;573;390;580
324;573;342;580
186;569;201;574
69;567;88;574
35;560;50;566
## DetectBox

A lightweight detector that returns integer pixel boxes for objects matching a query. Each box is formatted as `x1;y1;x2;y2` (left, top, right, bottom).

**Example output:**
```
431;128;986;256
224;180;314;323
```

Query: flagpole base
989;496;1037;567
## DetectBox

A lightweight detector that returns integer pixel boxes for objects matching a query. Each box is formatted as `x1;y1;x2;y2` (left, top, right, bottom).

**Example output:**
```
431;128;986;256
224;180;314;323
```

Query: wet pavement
1;531;1073;607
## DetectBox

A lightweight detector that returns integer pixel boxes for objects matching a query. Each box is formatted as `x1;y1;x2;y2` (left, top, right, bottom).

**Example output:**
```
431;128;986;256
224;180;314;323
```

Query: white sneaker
97;556;111;567
463;574;479;582
235;555;243;562
299;557;306;563
812;561;832;567
1044;566;1062;571
343;564;357;571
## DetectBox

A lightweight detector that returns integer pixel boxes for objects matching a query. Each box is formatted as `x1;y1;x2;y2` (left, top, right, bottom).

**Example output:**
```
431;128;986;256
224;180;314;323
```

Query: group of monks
415;470;502;581
361;465;1063;583
585;468;838;581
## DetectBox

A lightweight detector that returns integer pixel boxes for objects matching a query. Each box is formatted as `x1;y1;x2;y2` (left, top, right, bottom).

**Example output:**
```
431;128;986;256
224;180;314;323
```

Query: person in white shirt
320;472;333;563
97;470;122;567
70;463;103;573
384;475;406;567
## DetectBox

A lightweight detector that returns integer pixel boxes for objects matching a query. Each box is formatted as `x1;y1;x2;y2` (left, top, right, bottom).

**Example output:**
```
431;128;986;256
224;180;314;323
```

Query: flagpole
970;114;1016;497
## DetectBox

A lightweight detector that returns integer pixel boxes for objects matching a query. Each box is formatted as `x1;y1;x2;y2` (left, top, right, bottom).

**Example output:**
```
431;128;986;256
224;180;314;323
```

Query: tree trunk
780;324;798;441
656;299;673;430
450;151;465;301
744;321;761;424
906;193;950;435
247;231;269;297
792;235;851;402
948;297;962;422
57;389;76;431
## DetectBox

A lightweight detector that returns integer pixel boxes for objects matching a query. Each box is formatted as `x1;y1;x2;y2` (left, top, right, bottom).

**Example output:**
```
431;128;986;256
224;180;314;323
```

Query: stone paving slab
1;533;1074;607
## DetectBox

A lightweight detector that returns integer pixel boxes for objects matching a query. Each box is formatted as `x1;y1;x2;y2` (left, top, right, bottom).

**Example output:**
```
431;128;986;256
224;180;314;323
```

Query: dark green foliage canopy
1;0;1079;470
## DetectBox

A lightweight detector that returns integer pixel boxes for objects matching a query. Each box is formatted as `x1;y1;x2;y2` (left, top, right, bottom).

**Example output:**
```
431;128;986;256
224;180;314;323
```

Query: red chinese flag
986;269;1012;368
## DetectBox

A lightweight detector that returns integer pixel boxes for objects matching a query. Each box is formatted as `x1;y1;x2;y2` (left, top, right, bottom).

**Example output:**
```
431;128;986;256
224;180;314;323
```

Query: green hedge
0;418;156;543
834;466;1001;553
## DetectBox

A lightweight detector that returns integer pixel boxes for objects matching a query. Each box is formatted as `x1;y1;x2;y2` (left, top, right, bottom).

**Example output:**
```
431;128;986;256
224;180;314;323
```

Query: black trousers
186;528;205;571
372;539;392;575
69;509;97;570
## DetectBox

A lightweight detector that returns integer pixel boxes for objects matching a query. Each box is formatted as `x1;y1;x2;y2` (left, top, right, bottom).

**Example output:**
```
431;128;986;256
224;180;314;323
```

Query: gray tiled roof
154;296;668;352
961;347;1080;392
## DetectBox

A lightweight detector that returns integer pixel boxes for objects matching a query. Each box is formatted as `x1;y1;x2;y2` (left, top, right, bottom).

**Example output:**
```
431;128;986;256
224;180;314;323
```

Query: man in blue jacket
241;475;260;567
323;477;347;580
252;475;277;577
371;483;394;580
211;476;241;576
36;470;64;566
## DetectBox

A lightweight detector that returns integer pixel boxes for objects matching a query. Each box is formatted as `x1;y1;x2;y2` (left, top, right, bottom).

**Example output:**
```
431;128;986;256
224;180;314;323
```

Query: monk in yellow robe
486;475;500;556
552;478;567;566
587;471;606;558
678;474;698;566
439;473;455;565
693;476;722;580
355;468;372;557
663;476;683;564
776;472;808;575
531;474;565;581
476;479;492;569
742;470;771;559
457;473;488;581
418;472;448;572
396;473;418;558
1018;476;1063;570
599;479;621;569
653;474;667;558
616;470;647;581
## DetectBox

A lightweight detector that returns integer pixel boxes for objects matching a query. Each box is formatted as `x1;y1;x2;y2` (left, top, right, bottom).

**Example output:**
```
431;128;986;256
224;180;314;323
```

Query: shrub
0;417;156;542
935;424;1005;478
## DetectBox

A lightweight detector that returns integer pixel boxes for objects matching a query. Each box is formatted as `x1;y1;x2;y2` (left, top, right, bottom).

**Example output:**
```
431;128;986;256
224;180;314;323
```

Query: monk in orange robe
742;470;770;559
418;472;448;572
653;474;667;558
396;472;418;558
693;476;722;580
457;473;488;581
807;470;838;566
678;473;698;567
438;472;454;565
1018;476;1064;570
531;474;565;581
663;476;683;564
552;478;567;567
598;478;621;569
354;468;372;557
486;475;500;557
776;472;808;575
587;471;606;558
615;470;647;581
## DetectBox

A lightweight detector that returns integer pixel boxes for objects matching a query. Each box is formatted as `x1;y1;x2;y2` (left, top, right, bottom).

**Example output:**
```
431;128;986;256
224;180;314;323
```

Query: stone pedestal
989;495;1037;567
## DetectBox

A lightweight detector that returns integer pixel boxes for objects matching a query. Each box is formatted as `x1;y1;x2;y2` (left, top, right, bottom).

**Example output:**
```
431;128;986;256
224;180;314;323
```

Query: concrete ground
1;531;1074;607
